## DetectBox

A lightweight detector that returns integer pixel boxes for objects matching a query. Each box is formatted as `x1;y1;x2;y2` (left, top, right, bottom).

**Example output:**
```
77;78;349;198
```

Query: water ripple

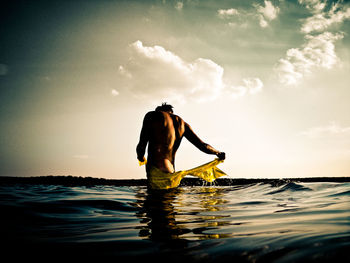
0;182;349;261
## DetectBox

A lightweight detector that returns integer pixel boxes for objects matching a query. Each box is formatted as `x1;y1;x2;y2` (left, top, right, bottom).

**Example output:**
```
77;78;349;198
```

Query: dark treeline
0;175;349;187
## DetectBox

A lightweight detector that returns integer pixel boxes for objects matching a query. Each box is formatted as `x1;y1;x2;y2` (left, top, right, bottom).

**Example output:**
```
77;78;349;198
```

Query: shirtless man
136;103;225;177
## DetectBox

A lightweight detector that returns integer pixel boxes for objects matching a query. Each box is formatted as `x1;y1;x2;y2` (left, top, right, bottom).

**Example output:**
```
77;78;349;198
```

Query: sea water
1;182;349;262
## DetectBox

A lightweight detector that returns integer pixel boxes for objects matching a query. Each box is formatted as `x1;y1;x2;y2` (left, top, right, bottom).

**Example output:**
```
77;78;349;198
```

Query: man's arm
184;122;225;160
136;112;151;162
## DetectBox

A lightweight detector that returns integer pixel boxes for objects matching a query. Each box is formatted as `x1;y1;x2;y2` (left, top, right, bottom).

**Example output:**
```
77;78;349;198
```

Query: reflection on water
136;187;231;241
0;182;349;262
131;183;350;261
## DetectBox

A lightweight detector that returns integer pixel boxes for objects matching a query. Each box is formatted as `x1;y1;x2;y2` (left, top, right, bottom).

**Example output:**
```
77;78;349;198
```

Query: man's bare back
137;103;225;176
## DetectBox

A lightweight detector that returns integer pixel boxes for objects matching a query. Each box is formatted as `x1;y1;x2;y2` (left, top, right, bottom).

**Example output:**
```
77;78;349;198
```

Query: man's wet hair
155;102;174;113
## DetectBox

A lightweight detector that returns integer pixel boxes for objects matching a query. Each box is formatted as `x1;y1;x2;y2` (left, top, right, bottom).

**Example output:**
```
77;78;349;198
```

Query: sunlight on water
1;182;349;262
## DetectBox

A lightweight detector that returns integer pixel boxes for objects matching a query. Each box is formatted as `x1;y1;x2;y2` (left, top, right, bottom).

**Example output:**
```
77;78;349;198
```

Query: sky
1;0;350;179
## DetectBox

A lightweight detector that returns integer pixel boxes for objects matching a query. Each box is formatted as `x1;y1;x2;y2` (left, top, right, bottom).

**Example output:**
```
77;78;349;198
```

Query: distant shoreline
0;175;349;187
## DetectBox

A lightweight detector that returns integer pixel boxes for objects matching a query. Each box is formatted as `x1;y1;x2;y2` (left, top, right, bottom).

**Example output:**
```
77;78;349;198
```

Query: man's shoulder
143;110;167;121
144;111;185;123
145;110;164;118
145;111;156;117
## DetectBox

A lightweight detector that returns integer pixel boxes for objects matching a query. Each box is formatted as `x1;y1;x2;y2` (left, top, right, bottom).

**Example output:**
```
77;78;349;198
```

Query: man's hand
217;152;226;160
138;156;145;162
138;156;147;166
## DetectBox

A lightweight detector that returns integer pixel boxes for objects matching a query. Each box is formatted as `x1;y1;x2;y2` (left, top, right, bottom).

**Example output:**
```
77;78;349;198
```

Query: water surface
1;182;349;262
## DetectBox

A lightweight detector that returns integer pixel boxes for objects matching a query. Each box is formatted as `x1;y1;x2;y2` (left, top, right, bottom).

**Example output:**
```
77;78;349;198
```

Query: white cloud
118;65;132;78
255;0;280;28
301;3;350;34
228;21;248;29
275;0;350;86
120;40;223;103
275;58;303;85
259;17;269;28
298;0;326;13
241;78;264;95
120;41;263;103
227;77;263;98
218;8;239;18
111;89;119;96
0;64;8;76
175;1;183;11
218;1;279;28
299;122;350;138
275;32;343;85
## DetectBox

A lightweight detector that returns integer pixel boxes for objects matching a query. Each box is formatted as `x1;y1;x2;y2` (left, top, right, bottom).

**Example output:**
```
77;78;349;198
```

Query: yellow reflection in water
135;187;231;241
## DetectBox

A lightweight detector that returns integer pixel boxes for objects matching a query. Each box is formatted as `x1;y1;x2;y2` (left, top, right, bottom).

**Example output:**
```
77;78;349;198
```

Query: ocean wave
0;182;349;262
266;182;313;195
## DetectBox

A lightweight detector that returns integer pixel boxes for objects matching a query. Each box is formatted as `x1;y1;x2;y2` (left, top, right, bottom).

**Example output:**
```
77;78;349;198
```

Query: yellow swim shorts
146;159;226;190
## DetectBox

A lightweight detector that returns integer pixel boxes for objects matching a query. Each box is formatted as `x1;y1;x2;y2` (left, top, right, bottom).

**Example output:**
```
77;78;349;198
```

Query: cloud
275;32;343;85
298;0;326;13
120;40;223;103
0;64;8;76
118;65;132;78
119;41;263;103
227;77;263;99
111;89;119;96
240;78;264;95
218;1;279;29
301;2;350;34
299;122;350;138
227;21;248;29
218;8;239;18
275;1;349;85
255;0;280;28
274;59;303;86
175;1;183;11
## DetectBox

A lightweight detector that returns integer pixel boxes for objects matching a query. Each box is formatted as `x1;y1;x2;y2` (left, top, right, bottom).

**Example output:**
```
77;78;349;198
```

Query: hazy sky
1;0;350;179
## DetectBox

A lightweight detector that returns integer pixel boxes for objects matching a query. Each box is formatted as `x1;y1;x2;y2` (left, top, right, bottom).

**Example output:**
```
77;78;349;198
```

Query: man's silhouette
137;103;225;178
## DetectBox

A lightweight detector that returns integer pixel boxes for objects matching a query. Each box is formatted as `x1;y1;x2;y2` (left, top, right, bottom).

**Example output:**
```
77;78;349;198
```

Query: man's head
155;102;174;113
